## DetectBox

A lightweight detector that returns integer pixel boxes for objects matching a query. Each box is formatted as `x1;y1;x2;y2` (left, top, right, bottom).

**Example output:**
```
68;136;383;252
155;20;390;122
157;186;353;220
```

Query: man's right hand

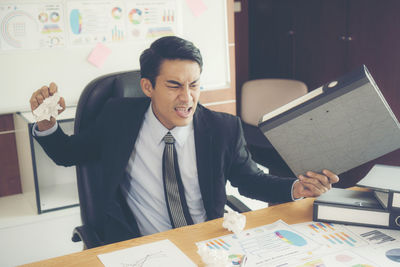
30;82;66;131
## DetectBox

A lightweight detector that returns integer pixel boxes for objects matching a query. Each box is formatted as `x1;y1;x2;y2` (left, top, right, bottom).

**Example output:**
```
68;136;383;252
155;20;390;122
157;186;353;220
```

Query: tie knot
164;132;175;144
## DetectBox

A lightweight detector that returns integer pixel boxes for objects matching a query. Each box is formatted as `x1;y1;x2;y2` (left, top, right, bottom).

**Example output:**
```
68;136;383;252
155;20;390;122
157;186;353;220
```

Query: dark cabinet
249;0;295;79
248;0;400;187
0;114;22;196
292;0;348;89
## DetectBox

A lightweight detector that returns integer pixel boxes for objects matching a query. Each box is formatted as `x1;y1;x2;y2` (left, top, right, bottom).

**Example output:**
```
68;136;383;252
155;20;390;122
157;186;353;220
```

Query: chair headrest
241;79;308;126
74;70;145;134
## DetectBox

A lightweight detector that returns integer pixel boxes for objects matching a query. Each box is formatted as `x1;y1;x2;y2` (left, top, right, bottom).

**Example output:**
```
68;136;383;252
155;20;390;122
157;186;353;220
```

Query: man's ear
140;78;153;97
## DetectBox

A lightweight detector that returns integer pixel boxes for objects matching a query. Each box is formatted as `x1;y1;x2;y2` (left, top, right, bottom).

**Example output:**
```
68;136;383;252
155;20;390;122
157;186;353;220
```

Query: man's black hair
139;36;203;87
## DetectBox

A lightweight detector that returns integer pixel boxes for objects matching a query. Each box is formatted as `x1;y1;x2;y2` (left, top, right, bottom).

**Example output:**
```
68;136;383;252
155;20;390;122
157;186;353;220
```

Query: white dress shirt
120;104;207;236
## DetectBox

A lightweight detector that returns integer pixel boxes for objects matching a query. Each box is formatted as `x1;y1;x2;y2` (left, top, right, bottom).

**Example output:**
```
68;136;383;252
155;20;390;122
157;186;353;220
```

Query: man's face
141;59;201;130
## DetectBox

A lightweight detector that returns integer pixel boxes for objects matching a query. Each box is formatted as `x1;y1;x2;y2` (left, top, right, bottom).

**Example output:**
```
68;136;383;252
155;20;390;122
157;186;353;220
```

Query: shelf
14;107;80;214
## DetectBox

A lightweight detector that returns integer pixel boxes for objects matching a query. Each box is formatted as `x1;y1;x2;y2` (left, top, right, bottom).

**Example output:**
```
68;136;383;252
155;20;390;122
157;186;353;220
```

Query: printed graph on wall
0;3;65;51
125;0;179;41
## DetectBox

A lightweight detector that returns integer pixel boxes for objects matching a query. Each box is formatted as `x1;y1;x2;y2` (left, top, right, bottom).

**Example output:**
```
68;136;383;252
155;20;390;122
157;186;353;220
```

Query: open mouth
175;106;192;118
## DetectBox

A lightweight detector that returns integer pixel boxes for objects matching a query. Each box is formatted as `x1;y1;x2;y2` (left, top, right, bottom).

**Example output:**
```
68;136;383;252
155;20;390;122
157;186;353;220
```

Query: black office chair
71;70;145;249
71;70;248;249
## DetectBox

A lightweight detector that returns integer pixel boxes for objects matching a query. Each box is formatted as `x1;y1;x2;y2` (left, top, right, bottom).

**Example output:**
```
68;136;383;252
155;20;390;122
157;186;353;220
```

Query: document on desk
97;239;196;267
289;222;400;267
291;221;369;249
350;225;400;267
197;220;321;266
197;220;392;267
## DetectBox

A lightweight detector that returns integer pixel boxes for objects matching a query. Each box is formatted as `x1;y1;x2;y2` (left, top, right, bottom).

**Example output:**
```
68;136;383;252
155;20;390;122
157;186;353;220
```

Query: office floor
0;182;267;267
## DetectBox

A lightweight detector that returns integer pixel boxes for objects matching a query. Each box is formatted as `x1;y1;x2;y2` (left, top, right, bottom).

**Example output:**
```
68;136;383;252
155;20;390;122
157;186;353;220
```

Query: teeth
176;107;188;111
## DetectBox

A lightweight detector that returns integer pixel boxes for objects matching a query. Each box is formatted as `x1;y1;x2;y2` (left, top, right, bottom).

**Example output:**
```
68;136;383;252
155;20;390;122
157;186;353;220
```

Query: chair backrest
74;70;145;237
241;79;308;126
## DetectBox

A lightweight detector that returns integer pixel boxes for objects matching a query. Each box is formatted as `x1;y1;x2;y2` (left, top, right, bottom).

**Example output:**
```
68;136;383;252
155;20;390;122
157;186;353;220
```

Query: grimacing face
140;59;201;130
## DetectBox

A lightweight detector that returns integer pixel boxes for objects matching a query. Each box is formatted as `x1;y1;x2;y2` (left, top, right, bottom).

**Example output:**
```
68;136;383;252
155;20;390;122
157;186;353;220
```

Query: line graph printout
97;239;196;267
197;220;321;267
0;2;66;50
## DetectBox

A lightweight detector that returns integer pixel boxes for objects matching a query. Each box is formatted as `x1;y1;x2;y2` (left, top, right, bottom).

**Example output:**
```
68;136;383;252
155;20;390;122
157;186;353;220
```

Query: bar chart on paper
204;238;232;250
292;222;367;249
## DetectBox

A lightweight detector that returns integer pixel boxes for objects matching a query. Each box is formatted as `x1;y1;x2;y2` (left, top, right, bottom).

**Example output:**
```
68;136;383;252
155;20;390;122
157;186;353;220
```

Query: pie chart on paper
111;7;122;19
386;248;400;262
69;9;82;35
275;230;307;246
129;8;142;24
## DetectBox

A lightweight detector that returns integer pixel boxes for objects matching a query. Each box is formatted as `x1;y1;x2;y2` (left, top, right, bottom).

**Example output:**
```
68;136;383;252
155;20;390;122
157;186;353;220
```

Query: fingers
297;169;340;198
49;82;58;95
298;171;330;196
30;86;48;111
322;169;340;184
30;83;58;112
58;97;66;114
298;176;327;197
300;171;329;189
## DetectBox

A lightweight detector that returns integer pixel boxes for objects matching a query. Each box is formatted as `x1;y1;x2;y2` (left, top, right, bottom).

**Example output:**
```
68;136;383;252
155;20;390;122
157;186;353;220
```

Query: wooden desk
22;198;314;266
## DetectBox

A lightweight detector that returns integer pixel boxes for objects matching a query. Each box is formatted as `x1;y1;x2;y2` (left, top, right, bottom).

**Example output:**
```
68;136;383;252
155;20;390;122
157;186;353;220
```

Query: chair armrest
72;225;103;249
226;195;251;213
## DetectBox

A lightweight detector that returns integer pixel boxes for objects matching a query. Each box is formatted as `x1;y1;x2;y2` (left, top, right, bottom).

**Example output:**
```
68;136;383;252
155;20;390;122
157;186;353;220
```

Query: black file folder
313;188;400;229
259;65;400;176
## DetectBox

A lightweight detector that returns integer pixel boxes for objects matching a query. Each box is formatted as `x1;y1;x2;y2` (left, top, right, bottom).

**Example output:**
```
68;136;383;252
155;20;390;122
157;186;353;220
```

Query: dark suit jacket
35;97;296;244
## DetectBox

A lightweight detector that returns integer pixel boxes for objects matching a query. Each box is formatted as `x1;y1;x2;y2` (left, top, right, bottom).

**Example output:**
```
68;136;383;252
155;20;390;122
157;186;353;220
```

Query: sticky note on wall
186;0;207;17
87;43;112;68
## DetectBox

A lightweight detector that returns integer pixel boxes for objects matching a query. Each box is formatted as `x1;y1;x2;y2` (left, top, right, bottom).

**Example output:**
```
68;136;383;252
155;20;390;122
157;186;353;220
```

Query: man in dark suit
30;36;339;245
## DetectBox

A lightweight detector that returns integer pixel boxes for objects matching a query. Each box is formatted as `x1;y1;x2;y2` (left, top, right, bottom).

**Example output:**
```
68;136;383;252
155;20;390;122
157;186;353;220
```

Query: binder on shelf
356;164;400;210
259;65;400;176
313;188;400;229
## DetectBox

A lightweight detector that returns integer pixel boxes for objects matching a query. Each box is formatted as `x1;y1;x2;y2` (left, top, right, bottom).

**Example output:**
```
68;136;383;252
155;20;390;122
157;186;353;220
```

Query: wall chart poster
124;0;179;41
66;0;179;46
0;2;66;51
66;0;126;45
0;0;179;51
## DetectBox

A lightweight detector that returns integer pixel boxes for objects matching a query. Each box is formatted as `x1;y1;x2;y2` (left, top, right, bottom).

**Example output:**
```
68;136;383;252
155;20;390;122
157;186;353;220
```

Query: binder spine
388;191;395;209
389;211;400;230
390;192;400;209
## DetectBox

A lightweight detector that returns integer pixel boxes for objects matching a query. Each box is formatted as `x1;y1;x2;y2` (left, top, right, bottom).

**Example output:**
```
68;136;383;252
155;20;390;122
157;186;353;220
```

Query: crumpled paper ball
197;243;231;267
33;93;63;121
222;210;246;235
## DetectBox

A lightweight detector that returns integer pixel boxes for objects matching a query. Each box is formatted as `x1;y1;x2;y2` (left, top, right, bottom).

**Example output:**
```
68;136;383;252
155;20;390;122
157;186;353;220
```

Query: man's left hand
293;169;339;199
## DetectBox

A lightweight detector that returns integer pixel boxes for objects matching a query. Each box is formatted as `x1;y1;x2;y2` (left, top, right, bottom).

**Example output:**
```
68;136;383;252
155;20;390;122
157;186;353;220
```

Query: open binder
259;65;400;176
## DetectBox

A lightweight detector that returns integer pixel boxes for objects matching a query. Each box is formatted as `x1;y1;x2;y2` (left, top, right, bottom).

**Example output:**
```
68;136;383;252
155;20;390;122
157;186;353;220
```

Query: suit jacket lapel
118;98;151;173
193;105;214;219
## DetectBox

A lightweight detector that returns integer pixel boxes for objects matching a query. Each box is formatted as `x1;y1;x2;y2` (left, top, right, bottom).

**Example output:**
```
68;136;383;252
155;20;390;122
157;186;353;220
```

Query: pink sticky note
87;43;112;68
186;0;207;17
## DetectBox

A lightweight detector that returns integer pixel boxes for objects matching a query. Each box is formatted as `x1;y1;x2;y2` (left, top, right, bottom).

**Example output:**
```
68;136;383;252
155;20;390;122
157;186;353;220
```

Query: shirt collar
145;102;193;148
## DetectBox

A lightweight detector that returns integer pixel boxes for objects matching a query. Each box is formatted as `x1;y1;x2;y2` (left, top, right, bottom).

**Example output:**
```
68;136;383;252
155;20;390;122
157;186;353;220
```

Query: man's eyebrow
166;80;182;86
165;78;200;85
190;78;200;85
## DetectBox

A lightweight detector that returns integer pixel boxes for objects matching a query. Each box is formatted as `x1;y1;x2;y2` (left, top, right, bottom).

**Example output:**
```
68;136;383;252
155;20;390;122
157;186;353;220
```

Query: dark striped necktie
162;132;194;228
